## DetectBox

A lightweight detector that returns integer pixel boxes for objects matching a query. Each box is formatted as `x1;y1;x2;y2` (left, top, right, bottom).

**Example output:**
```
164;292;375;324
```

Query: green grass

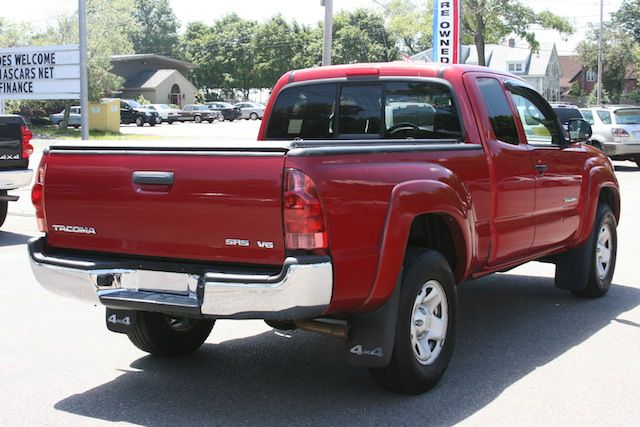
31;125;158;140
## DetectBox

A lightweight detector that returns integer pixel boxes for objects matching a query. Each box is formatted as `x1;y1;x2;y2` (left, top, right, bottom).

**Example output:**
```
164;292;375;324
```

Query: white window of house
508;62;524;73
586;69;596;81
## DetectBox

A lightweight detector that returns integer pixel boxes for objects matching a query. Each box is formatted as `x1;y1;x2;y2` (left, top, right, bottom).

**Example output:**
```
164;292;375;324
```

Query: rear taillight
31;160;47;232
283;168;327;251
611;128;629;137
21;125;33;158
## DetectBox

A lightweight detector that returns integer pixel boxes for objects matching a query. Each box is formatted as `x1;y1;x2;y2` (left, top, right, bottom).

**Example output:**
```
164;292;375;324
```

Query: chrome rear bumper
28;237;333;319
0;169;33;190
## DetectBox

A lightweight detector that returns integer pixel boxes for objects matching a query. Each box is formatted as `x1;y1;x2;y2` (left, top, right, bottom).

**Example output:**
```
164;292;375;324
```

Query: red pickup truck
28;63;620;394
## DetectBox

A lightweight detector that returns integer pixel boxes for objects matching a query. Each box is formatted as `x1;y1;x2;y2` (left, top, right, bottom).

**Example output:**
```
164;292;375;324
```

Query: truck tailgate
0;117;28;169
43;145;288;265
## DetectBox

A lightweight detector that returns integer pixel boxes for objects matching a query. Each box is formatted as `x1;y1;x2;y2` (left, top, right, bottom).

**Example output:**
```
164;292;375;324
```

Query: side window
476;78;519;145
384;81;462;140
581;110;594;125
597;110;612;124
265;83;336;139
339;85;381;136
509;92;557;145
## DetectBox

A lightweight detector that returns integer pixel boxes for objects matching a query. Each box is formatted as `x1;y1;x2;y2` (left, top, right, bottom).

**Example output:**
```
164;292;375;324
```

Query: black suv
120;99;159;127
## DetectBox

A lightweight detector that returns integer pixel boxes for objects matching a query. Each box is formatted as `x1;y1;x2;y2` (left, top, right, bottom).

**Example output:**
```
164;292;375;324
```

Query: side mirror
567;118;592;143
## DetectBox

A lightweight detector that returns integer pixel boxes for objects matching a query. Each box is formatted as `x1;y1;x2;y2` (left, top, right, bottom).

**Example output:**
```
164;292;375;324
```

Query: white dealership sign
0;45;80;100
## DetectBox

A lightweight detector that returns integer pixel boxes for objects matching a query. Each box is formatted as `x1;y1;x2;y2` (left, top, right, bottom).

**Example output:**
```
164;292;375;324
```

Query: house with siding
110;54;198;107
411;43;561;101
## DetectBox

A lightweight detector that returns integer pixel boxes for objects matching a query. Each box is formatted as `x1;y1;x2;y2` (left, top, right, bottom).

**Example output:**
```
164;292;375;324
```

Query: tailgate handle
132;171;174;186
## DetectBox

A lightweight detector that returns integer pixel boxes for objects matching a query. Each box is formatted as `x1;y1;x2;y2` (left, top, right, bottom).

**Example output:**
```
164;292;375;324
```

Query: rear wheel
194;115;202;123
369;250;457;394
250;112;258;120
128;311;214;356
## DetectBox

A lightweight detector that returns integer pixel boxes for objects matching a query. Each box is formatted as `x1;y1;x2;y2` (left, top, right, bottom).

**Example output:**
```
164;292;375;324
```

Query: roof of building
124;69;194;90
111;54;197;70
558;56;583;87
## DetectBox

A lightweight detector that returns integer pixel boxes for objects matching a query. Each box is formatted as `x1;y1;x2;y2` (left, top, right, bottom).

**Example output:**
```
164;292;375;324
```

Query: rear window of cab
265;81;463;141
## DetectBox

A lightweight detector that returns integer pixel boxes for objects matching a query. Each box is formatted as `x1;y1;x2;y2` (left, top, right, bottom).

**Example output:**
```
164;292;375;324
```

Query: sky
0;0;626;55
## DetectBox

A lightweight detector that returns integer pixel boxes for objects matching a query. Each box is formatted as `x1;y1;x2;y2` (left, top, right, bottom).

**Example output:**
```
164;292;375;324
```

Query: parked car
147;104;183;124
233;101;266;120
181;104;222;123
120;99;159;127
205;101;241;121
580;106;640;167
550;103;584;127
29;62;619;395
0;115;33;228
49;106;81;128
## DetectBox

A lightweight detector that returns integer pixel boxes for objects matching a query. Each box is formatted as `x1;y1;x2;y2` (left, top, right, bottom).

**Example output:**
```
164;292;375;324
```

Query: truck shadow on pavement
55;274;640;426
0;231;32;247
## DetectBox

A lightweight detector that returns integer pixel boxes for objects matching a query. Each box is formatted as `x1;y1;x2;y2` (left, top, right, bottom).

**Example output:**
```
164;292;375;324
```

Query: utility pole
596;0;603;105
79;0;89;140
321;0;333;66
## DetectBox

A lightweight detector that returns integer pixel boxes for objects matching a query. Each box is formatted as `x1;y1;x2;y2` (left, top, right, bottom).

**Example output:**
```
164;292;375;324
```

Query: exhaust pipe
0;193;19;202
294;320;349;339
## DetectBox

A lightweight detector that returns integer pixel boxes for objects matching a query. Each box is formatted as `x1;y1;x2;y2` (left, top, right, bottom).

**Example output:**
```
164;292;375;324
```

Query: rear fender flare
361;178;473;310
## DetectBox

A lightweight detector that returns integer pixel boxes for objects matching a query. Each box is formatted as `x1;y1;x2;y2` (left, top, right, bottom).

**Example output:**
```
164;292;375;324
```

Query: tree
182;14;258;98
85;0;138;100
331;9;396;64
381;0;433;55
253;16;313;88
132;0;180;56
0;18;35;47
462;1;573;66
612;0;640;44
576;24;639;103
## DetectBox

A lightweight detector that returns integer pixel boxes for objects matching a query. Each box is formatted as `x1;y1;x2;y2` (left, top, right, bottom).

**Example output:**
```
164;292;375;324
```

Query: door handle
534;164;548;174
132;171;174;186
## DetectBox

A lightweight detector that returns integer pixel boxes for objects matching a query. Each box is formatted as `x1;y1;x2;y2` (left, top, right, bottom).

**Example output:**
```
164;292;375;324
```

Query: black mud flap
105;308;137;334
555;225;596;291
345;274;402;368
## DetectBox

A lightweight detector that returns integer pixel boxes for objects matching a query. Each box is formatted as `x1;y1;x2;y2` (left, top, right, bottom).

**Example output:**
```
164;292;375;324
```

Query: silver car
49;106;81;128
580;106;640;167
233;101;265;120
148;104;183;124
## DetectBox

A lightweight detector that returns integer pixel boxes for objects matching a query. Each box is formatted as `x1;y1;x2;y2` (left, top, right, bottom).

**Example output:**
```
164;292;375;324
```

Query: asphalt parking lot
1;128;639;425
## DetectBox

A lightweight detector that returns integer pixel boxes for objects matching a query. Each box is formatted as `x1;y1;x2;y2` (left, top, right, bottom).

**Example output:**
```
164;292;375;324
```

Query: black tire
128;311;214;356
57;121;66;129
207;119;213;123
0;196;8;229
571;204;617;298
218;115;225;122
634;156;640;169
135;116;144;127
228;118;235;122
250;112;258;120
194;115;202;123
168;120;174;124
149;121;156;127
369;250;457;394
